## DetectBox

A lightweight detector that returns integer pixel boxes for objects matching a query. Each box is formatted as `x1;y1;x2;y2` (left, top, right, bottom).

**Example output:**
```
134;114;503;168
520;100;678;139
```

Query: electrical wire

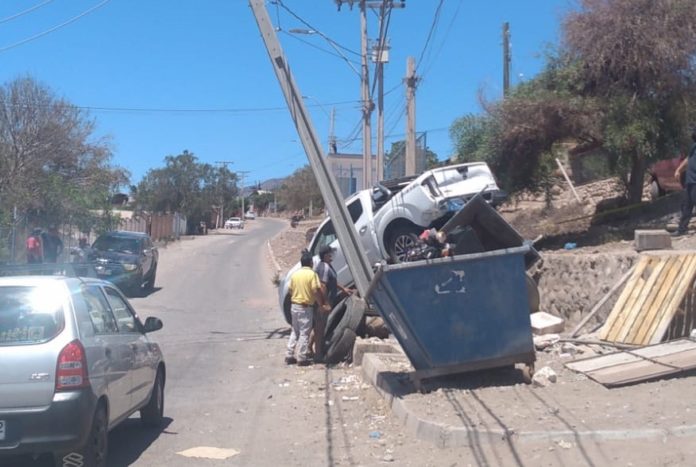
418;0;464;83
0;99;361;115
415;0;445;75
276;0;360;57
0;0;53;25
0;0;111;53
282;30;360;66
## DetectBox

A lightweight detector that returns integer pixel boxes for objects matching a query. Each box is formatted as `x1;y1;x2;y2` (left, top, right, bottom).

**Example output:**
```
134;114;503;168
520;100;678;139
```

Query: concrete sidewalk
357;340;696;449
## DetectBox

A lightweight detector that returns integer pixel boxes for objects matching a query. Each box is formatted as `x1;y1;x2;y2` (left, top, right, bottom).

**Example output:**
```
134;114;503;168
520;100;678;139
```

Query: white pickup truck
278;162;506;323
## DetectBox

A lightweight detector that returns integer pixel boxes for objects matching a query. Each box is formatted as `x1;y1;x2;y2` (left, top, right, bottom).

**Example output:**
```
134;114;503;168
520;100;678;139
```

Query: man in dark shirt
312;245;351;361
41;226;64;263
674;129;696;236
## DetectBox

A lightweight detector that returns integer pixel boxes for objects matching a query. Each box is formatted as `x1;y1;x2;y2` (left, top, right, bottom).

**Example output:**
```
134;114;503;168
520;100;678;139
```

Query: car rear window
0;285;65;345
93;235;140;254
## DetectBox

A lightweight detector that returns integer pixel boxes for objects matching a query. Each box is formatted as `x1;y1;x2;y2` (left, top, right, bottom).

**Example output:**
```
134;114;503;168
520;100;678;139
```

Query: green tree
0;76;127;255
277;165;323;213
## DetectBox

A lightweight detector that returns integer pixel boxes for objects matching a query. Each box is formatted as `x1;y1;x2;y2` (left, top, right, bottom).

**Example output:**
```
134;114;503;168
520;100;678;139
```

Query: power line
0;0;111;53
282;30;360;65
415;0;445;75
418;0;464;83
0;0;53;25
275;0;360;57
0;99;360;115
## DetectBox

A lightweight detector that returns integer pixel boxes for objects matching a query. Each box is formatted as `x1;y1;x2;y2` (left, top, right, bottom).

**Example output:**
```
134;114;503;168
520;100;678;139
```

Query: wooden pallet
566;338;696;387
599;254;696;345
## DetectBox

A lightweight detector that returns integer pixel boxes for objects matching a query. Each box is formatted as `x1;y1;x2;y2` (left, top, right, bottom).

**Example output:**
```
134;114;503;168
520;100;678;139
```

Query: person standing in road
41;226;64;263
285;251;328;366
674;128;696;236
312;245;352;361
26;229;43;264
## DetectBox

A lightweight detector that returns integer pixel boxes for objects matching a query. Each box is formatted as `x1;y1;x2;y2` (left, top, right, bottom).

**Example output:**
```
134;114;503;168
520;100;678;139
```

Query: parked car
244;211;256;220
91;231;159;296
278;161;506;323
648;154;685;200
224;217;244;229
0;275;165;466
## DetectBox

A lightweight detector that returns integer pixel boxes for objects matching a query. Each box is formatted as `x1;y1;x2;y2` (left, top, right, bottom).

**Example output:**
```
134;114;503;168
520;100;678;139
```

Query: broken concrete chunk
530;312;565;335
634;230;671;252
532;366;557;387
533;333;560;350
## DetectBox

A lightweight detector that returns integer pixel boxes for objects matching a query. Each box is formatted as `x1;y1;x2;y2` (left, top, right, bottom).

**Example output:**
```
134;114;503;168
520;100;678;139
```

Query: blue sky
0;0;574;187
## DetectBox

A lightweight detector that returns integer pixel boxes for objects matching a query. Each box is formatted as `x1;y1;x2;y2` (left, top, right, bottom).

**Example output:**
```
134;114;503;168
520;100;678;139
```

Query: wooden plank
565;352;641;373
589;360;676;387
649;254;696;344
571;265;636;337
623;256;678;344
600;257;652;341
616;257;670;343
632;339;696;358
653;349;696;370
603;258;655;342
631;256;687;345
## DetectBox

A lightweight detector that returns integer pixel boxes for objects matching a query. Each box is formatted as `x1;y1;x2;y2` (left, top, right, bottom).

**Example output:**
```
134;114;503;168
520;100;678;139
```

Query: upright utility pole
359;1;372;189
405;56;417;176
237;170;250;217
215;160;234;228
329;107;337;153
503;22;511;97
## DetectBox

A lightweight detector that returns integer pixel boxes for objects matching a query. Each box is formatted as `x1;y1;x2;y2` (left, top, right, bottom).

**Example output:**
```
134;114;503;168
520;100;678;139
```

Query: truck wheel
388;226;421;263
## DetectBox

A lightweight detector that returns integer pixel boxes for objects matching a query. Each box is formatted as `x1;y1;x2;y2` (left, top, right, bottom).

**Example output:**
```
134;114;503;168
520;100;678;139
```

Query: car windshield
0;285;66;345
93;235;141;254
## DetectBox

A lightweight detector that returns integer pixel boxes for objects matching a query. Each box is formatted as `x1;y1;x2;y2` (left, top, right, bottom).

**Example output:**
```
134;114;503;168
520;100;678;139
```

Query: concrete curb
360;352;696;448
267;240;282;275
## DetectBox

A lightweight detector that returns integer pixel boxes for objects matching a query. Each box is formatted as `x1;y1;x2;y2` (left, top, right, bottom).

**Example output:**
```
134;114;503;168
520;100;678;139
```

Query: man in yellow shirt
285;251;328;365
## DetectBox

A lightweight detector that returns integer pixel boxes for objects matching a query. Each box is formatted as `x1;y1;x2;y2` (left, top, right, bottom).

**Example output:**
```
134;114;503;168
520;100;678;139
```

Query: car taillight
55;340;89;391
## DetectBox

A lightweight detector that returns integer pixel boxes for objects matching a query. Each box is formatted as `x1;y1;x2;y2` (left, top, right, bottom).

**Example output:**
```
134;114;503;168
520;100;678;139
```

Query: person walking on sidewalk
285;251;328;366
674;128;696;236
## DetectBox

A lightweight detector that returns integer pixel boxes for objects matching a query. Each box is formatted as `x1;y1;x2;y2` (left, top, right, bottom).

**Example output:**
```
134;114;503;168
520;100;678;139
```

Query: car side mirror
143;316;163;333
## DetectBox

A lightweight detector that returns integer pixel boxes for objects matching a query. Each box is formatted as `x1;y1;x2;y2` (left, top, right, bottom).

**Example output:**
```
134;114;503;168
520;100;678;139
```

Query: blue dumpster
369;245;535;379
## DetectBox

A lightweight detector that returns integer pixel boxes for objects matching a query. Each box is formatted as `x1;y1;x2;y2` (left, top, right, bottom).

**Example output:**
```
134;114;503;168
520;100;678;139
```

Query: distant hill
259;178;285;190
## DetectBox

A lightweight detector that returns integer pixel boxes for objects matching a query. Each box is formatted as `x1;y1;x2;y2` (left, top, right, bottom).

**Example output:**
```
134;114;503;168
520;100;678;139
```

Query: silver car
0;275;166;467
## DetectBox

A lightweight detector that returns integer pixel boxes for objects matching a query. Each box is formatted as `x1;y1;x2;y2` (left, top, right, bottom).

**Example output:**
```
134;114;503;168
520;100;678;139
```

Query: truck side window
312;221;336;256
347;199;363;223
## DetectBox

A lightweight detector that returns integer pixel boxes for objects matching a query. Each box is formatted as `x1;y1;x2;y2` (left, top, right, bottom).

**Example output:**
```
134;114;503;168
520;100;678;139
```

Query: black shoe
671;230;687;237
284;356;297;365
297;359;312;367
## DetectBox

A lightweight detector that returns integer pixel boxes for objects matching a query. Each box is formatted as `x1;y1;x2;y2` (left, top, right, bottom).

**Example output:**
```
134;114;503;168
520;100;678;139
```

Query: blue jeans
678;183;696;232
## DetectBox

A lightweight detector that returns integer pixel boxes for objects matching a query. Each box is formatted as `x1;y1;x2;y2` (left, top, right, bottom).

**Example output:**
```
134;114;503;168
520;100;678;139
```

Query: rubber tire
388;226;421;263
56;405;108;467
145;265;157;291
324;328;357;364
141;370;165;427
283;294;292;326
525;273;540;314
649;180;665;201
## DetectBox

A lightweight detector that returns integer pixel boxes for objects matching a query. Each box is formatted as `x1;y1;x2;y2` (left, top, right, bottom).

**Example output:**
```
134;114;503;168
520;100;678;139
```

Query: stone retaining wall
533;251;639;330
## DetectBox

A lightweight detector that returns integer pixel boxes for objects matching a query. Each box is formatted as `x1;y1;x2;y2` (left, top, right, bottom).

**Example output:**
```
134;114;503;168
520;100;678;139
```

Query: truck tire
324;328;357;364
388;226;421;263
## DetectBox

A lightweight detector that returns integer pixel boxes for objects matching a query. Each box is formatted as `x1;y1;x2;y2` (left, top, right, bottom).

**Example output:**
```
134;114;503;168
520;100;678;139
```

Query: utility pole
405;56;417;176
237;170;250;217
335;1;405;185
215;160;234;228
329;107;337;153
503;22;511;97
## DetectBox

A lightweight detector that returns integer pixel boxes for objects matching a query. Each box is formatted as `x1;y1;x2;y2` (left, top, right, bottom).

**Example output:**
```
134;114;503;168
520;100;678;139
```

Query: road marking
177;446;240;459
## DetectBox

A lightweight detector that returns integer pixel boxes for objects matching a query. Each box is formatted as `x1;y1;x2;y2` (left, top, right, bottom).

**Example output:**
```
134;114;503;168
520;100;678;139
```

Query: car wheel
649;180;665;201
145;265;157;291
56;405;108;467
141;370;165;427
388;226;421;263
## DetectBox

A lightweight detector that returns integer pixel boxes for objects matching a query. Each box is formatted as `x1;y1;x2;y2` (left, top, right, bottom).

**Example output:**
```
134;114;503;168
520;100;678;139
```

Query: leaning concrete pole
248;0;374;296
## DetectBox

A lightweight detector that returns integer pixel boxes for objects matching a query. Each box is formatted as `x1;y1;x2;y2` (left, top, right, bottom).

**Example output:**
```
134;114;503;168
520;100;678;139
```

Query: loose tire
388;226;421;263
56;405;108;467
324;328;357;364
141;370;165;427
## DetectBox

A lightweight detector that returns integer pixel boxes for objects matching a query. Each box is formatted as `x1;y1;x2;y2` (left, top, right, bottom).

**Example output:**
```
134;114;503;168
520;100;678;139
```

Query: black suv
91;231;159;295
